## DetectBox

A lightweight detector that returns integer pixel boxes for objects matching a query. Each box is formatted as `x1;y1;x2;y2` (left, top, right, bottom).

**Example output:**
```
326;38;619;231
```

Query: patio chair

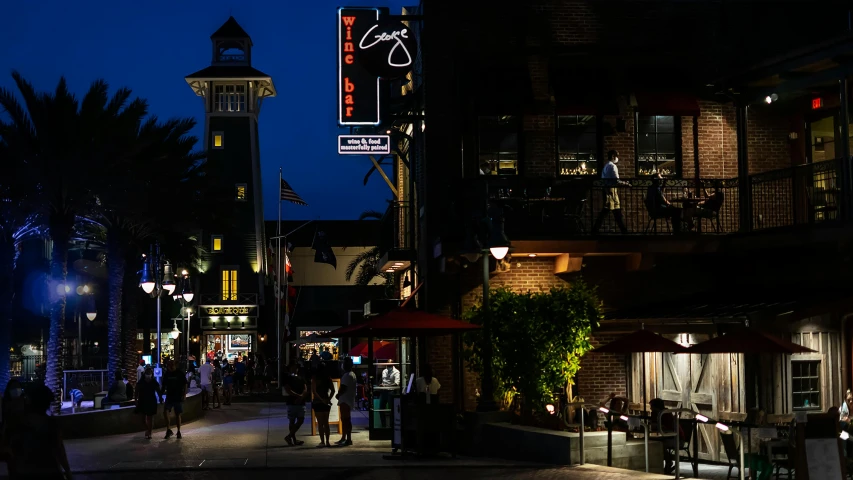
678;418;696;463
644;195;671;233
721;431;742;480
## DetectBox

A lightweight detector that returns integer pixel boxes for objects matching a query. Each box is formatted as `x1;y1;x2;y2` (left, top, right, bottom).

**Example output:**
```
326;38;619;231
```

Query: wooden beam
554;254;583;274
369;155;398;197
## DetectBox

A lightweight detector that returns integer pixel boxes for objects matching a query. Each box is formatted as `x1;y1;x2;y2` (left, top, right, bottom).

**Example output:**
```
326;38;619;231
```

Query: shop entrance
203;333;254;361
806;113;838;163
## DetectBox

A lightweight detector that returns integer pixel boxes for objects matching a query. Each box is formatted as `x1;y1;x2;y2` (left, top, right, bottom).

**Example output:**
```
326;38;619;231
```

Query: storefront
197;302;259;361
295;328;341;361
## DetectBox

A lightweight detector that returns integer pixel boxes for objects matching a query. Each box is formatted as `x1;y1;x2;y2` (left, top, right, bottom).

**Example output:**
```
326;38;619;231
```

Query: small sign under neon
338;135;391;154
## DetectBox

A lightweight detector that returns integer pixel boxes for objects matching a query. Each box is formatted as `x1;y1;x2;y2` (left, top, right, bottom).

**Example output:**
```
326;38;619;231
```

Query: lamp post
171;270;194;364
463;181;511;412
139;243;174;368
75;283;97;367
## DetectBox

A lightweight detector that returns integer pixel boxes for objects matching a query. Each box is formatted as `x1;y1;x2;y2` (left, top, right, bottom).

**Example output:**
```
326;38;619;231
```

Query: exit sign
812;97;823;109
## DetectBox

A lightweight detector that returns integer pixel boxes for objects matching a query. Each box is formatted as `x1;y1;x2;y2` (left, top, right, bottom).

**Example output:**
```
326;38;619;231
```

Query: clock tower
185;17;275;358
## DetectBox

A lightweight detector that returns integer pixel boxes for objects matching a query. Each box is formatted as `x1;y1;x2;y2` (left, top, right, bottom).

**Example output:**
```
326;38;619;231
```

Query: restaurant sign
337;7;418;126
200;306;257;317
338;134;391;154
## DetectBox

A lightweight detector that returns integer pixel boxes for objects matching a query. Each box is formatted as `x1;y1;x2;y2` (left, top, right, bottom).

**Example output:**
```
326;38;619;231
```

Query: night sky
0;0;408;220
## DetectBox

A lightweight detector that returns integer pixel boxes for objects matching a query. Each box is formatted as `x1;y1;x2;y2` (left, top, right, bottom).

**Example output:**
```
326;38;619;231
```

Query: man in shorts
284;363;307;446
199;358;213;410
163;360;187;439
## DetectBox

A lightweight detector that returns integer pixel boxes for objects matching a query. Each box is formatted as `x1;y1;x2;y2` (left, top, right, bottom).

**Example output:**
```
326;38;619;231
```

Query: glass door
367;336;413;440
806;114;840;222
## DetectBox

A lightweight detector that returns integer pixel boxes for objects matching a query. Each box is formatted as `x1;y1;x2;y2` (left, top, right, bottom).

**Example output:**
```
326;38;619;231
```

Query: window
637;115;680;177
211;235;223;252
212;132;224;149
792;360;821;410
221;269;238;301
235;184;247;201
214;84;246;112
558;115;598;176
478;116;519;176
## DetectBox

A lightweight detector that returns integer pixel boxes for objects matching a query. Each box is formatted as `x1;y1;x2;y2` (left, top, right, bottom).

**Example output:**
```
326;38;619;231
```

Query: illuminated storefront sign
357;19;418;79
338;7;381;126
337;134;391;154
201;306;256;317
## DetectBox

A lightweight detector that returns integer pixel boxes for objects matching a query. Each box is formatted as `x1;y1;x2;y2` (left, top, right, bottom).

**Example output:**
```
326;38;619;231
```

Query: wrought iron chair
720;431;742;480
644;194;672;234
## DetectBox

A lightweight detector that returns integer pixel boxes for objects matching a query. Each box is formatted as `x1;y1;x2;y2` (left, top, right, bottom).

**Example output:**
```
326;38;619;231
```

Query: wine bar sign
337;7;418;126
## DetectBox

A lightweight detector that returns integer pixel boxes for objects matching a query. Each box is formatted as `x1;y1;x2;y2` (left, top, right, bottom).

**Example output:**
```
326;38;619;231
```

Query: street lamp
461;181;511;412
162;263;176;296
138;244;170;367
169;321;181;340
173;271;194;362
76;283;97;367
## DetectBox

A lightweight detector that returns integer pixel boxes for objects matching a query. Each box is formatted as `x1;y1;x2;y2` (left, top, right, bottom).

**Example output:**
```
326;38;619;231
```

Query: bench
101;399;135;410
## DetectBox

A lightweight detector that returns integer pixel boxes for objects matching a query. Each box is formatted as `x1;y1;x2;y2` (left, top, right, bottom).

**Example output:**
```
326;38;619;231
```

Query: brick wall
524;115;556;176
695;101;739;179
747;108;792;175
532;0;600;46
576;333;627;404
603;115;635;175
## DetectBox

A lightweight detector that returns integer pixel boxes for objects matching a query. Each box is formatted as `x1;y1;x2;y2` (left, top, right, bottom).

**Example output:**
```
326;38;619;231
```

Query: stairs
482;423;664;473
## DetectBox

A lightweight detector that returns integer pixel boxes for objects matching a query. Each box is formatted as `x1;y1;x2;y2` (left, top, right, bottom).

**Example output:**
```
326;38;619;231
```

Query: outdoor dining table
670;197;708;232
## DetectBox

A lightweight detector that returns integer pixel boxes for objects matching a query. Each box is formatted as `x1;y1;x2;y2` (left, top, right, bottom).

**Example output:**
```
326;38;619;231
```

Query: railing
750;157;842;231
198;293;258;305
380;201;412;253
63;369;108;401
489;177;741;237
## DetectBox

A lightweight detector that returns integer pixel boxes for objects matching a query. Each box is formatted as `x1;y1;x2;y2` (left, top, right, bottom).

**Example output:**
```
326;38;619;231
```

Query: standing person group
311;363;336;447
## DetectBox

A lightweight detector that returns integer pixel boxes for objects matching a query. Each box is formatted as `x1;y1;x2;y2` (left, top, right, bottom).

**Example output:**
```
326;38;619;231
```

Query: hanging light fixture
402;272;412;288
139;257;155;294
162;263;176;295
182;276;194;303
86;295;97;321
487;205;511;260
169;321;181;340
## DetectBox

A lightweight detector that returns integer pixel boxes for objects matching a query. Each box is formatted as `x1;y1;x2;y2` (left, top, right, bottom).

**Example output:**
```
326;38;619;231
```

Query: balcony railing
465;156;849;238
380;201;412;253
198;293;258;305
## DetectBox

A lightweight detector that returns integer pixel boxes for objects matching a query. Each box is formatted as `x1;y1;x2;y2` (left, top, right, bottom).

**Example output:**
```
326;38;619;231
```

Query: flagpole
277;167;282;391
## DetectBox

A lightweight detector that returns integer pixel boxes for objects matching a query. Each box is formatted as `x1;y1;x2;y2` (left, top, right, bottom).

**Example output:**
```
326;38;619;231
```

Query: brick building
376;1;853;461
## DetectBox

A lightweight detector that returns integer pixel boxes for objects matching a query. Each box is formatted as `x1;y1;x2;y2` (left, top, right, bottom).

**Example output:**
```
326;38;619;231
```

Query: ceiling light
528;254;537;258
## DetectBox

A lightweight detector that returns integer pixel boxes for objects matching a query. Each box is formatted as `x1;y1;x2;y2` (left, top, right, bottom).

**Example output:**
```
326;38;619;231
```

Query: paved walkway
63;401;729;479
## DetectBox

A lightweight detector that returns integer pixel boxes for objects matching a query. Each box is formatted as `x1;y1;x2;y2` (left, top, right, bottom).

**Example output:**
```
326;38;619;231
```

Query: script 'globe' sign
357;19;418;79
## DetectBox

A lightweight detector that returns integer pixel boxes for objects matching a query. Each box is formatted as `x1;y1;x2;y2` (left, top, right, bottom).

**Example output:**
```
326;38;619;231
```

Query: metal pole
644;422;649;473
155;244;162;368
674;411;680;480
77;308;82;368
477;180;497;412
186;310;191;364
579;408;585;465
277;168;282;390
607;411;613;466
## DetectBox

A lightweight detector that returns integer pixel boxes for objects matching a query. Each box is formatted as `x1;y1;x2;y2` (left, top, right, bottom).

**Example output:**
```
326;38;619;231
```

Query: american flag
280;178;308;206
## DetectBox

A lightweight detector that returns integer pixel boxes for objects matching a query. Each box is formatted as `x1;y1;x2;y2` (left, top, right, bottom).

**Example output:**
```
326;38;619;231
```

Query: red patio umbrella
349;341;391;357
326;308;481;338
687;328;816;355
595;329;688;416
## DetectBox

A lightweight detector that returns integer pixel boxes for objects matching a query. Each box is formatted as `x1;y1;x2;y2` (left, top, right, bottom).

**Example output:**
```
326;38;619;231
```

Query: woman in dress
311;363;336;447
135;366;163;439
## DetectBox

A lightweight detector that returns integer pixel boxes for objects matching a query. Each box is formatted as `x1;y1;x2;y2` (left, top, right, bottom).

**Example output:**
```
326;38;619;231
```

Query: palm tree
345;210;392;287
0;138;42;393
0;72;125;412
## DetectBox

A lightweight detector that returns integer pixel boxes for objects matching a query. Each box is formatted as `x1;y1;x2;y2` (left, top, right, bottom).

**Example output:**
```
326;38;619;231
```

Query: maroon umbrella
595;329;687;415
687;328;816;354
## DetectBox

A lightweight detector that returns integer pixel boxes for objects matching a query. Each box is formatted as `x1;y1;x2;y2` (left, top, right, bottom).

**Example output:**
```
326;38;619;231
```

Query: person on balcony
695;181;725;228
646;172;683;233
592;150;629;234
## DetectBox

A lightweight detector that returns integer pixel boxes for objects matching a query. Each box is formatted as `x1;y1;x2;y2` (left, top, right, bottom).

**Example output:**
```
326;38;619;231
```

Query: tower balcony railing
198;293;258;305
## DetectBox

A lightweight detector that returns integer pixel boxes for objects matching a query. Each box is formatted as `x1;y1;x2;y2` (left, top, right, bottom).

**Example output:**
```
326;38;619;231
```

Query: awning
326;308;480;337
475;68;534;115
634;91;700;117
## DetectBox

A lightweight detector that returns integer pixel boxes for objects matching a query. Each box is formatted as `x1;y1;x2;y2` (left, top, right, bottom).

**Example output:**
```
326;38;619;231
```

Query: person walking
311;363;336;447
234;356;246;395
211;360;222;408
135;366;163;439
335;357;357;446
199;358;213;410
222;359;234;405
8;385;72;480
162;360;188;439
284;363;308;446
592;150;629;234
136;358;146;383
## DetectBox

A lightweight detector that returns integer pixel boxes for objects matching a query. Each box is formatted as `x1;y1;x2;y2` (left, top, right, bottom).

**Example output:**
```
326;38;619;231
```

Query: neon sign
358;22;416;75
338;8;381;126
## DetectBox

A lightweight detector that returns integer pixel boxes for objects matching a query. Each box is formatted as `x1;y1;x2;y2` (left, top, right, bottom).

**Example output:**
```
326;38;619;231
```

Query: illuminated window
211;235;223;252
221;269;238;301
558;115;598;176
236;184;247;201
636;115;681;177
212;132;224;149
478;116;519;176
214;84;246;112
